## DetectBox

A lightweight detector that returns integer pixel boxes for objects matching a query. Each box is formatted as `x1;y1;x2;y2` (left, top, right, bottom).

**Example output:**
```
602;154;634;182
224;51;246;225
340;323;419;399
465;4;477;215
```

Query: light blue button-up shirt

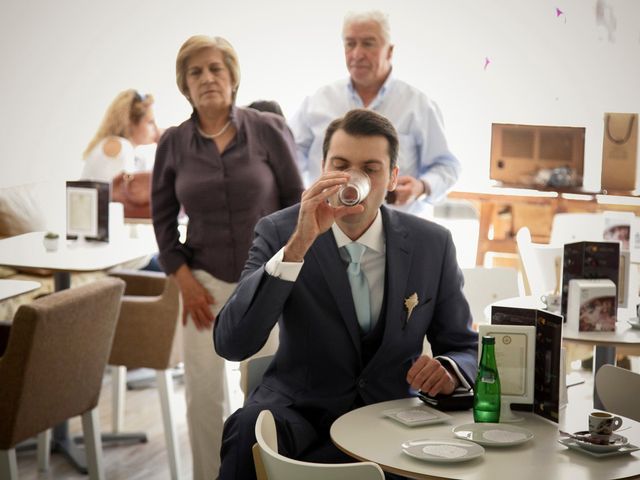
290;73;461;205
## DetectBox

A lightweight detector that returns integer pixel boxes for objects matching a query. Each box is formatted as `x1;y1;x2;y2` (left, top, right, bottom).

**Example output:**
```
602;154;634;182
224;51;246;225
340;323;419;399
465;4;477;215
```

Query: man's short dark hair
322;109;399;170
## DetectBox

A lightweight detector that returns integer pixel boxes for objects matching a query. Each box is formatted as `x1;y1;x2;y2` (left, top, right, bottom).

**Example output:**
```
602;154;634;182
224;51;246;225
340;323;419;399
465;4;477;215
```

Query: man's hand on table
407;355;459;396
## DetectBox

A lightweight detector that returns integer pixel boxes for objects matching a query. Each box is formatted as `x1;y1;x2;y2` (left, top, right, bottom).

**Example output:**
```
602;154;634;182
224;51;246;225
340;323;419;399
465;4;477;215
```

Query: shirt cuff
416;179;429;201
436;356;472;391
265;247;304;282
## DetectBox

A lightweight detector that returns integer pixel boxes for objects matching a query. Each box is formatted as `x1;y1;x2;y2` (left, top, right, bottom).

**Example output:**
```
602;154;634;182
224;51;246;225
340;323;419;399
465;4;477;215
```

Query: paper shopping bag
601;112;638;191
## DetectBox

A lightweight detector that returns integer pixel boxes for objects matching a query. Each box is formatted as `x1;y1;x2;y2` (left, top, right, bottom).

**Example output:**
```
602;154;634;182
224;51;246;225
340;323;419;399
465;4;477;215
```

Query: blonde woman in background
82;89;160;181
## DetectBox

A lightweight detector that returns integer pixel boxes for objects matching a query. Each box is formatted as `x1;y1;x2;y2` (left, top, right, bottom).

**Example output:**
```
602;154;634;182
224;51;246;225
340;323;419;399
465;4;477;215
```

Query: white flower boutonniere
403;292;419;328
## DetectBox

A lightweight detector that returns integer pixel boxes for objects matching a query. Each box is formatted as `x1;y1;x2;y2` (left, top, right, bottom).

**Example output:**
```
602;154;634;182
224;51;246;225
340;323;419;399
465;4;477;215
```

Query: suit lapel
311;230;362;355
379;207;412;348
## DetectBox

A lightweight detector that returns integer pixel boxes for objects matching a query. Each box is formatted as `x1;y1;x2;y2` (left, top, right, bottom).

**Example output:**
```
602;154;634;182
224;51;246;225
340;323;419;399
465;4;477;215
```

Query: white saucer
401;438;485;463
627;317;640;330
558;437;639;457
569;431;629;453
452;423;534;447
383;405;451;427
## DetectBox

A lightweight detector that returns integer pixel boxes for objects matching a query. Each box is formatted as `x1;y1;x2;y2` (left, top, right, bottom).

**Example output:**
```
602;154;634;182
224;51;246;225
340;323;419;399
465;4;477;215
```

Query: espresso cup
42;234;59;252
333;169;371;207
540;293;561;312
589;411;623;438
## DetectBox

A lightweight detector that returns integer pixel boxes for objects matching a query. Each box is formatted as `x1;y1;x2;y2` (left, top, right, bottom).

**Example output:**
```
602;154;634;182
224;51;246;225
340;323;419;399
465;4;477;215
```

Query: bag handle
605;114;636;145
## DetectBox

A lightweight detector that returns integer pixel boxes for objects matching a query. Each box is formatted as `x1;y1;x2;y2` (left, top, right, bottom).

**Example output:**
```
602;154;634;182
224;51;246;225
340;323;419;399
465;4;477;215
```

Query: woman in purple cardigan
151;35;303;479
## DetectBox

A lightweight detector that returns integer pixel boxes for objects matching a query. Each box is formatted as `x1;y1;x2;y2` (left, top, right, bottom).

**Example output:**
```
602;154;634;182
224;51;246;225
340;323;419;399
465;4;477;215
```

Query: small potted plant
43;231;59;252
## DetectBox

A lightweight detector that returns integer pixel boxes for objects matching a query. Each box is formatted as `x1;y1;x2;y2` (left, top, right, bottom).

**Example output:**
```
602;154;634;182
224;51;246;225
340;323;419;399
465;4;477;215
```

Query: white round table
331;397;640;480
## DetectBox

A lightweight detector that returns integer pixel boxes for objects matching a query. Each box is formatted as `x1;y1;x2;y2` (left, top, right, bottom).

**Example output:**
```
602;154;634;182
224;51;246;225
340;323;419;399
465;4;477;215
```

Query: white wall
1;0;639;191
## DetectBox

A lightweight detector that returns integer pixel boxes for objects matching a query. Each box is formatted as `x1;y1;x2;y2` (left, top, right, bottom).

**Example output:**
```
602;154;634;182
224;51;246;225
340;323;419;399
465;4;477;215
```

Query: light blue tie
344;243;371;332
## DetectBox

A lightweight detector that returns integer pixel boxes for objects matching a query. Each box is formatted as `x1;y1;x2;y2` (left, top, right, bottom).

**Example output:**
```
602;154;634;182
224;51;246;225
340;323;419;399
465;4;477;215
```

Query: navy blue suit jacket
215;204;478;421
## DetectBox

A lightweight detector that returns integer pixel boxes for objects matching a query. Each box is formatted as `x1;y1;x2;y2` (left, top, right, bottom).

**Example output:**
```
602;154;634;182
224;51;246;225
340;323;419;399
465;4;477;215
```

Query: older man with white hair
291;10;460;216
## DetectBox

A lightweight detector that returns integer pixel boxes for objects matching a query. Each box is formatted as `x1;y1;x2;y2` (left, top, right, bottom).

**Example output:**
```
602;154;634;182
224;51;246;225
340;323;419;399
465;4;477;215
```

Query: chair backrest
595;364;640;422
107;270;181;370
516;227;563;297
254;410;385;480
0;277;124;449
550;212;604;245
242;355;275;395
461;267;520;324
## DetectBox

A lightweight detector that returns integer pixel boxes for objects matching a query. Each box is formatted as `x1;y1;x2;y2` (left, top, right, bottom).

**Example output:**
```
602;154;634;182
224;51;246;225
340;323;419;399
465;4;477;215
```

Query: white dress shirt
331;213;385;328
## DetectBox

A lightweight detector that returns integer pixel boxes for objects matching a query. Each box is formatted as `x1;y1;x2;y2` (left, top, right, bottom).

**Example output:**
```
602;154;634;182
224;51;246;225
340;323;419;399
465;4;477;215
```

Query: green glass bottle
473;335;501;423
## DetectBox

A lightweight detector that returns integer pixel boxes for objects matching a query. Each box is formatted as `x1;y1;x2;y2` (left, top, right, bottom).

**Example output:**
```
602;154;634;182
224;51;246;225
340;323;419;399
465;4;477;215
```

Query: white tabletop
563;322;640;349
0;279;41;301
331;397;640;480
0;231;156;273
489;296;640;350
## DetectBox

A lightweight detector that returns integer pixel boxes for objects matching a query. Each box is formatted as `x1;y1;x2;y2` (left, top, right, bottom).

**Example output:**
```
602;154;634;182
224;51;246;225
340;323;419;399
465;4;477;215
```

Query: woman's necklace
197;118;232;139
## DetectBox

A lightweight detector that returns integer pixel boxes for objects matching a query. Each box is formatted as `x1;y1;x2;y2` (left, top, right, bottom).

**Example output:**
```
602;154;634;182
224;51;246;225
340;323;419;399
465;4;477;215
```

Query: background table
564;321;640;408
331;397;640;480
0;231;156;290
0;279;41;301
447;187;640;266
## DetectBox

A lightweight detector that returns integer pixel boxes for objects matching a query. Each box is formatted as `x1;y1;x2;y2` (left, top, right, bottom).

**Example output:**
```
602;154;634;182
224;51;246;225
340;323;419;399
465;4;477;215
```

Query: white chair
241;355;274;396
239;325;280;397
433;200;480;269
516;227;563;297
595;364;640;422
253;410;385;480
550;212;605;245
461;267;520;324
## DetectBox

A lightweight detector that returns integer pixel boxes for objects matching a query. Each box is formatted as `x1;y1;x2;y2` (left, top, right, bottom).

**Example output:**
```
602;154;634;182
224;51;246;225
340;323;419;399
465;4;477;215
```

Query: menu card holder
66;181;110;242
491;306;563;423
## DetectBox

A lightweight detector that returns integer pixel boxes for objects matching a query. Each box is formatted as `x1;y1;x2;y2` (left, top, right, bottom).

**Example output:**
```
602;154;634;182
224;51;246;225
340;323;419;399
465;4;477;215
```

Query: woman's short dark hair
322;109;399;170
247;100;284;118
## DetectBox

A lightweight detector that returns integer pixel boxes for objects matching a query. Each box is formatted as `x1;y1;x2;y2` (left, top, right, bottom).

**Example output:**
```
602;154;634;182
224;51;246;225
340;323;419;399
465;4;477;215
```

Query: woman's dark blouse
152;106;303;283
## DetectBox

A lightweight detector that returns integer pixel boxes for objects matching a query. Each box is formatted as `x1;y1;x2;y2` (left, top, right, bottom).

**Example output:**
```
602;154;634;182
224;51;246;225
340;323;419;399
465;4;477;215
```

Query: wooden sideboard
447;186;640;266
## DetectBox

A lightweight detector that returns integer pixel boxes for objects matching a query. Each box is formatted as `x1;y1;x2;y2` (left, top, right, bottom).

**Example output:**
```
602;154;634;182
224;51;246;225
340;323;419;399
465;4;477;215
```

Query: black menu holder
65;181;110;242
491;306;563;423
561;241;620;318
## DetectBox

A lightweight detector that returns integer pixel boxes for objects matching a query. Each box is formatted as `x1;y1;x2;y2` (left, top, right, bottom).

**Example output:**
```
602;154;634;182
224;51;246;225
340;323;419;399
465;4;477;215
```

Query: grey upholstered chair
106;269;183;480
595;364;640;422
0;277;125;480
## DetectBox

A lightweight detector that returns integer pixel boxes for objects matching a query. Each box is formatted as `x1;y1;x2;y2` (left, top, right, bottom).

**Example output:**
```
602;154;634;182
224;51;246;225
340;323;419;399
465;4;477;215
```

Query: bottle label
480;374;495;384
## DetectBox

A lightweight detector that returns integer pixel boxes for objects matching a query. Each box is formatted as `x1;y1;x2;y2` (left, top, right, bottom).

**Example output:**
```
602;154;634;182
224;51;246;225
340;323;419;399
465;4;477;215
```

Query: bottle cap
482;335;495;345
